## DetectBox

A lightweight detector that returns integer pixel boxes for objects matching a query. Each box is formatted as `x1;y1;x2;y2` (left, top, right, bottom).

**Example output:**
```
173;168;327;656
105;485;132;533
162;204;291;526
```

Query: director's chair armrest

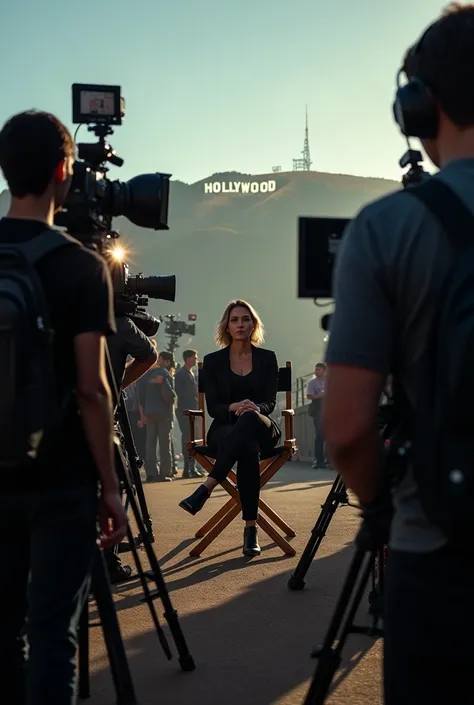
280;409;295;442
183;409;204;444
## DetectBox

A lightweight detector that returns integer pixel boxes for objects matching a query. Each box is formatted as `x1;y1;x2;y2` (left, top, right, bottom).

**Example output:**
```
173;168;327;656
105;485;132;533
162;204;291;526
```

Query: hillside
0;170;400;377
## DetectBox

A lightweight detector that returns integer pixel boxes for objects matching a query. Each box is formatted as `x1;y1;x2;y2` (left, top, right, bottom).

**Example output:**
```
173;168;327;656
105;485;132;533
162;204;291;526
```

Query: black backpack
407;178;474;545
0;230;78;468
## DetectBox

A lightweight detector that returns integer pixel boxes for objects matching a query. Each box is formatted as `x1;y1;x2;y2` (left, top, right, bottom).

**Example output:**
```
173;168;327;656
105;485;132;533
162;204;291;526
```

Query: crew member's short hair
404;3;474;127
159;350;176;368
0;110;75;197
183;348;197;362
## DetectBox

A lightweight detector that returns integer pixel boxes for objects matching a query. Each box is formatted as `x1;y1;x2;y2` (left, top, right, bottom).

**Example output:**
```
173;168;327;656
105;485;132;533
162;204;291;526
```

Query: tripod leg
91;551;138;705
124;483;196;672
125;522;173;660
117;403;154;543
78;600;90;699
288;474;347;590
113;431;196;673
304;549;375;705
368;546;386;622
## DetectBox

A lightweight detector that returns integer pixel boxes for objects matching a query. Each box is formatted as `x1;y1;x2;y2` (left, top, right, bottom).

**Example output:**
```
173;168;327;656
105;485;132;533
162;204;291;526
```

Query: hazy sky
0;0;455;188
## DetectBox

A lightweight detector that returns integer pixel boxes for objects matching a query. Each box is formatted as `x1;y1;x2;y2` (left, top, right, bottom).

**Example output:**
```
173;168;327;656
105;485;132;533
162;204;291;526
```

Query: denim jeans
145;412;173;479
384;547;473;705
0;484;98;705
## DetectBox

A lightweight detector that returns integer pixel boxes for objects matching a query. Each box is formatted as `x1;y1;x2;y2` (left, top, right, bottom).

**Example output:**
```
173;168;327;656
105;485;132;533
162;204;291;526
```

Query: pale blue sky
0;0;454;188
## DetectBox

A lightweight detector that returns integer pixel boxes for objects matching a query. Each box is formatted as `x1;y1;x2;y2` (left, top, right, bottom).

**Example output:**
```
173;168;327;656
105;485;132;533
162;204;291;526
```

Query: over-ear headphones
392;23;439;140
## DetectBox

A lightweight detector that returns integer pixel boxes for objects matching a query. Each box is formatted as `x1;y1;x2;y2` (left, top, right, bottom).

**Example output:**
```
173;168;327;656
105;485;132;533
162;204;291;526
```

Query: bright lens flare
111;246;126;261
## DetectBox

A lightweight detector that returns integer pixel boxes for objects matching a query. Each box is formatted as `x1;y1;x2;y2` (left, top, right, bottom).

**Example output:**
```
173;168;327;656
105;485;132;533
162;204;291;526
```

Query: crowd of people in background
127;346;329;478
125;346;206;482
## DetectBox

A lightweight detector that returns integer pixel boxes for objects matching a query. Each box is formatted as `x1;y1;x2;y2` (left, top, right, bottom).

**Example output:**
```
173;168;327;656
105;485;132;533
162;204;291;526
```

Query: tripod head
399;148;430;188
77;123;124;172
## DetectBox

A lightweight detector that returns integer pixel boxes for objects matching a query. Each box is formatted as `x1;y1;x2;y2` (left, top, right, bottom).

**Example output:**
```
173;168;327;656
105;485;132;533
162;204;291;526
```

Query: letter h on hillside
183;361;298;556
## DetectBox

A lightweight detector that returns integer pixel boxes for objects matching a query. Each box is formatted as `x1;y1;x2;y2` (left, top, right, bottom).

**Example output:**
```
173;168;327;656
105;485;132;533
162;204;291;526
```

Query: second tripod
288;473;357;591
302;541;385;705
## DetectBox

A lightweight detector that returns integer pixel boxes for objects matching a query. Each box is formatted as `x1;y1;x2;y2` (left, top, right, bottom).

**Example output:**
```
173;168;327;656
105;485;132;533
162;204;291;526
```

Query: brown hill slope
0;170;400;376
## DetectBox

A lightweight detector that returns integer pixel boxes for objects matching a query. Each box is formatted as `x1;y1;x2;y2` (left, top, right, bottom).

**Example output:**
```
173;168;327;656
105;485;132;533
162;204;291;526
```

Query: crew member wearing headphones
322;5;474;704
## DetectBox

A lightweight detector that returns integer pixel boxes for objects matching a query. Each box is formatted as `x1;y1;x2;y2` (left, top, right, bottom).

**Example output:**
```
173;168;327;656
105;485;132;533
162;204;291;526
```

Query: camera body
160;314;198;354
297;149;430;300
55;83;177;336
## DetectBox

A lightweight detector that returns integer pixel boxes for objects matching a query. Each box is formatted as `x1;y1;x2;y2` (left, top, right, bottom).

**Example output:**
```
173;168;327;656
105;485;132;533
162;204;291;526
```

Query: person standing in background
306;362;327;469
175;349;205;478
138;347;176;482
159;351;179;477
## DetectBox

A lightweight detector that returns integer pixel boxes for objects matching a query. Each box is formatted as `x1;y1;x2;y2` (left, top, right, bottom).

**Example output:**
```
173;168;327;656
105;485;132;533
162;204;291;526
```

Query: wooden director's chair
184;361;298;557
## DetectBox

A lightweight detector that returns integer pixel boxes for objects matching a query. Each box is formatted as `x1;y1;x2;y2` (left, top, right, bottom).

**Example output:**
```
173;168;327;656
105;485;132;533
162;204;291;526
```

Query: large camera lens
105;172;171;230
128;274;176;302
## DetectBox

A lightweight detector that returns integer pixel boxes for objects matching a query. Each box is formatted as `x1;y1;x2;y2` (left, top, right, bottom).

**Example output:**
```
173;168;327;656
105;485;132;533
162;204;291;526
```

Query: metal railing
293;373;313;409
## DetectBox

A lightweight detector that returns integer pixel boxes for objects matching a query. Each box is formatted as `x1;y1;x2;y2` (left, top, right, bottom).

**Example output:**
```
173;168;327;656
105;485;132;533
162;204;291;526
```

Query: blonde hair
214;299;265;348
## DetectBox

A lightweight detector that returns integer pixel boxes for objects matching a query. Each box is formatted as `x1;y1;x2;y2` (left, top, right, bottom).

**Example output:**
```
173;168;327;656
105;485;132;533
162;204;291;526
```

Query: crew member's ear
54;159;67;183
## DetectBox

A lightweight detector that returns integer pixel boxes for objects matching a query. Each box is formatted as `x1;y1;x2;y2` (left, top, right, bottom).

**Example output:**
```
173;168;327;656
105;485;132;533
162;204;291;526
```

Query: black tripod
288;406;394;592
78;402;195;703
116;401;154;545
302;526;386;705
288;474;358;591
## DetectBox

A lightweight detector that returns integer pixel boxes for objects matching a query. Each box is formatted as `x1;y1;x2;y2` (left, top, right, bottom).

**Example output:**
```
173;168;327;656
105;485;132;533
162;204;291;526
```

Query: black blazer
202;345;279;439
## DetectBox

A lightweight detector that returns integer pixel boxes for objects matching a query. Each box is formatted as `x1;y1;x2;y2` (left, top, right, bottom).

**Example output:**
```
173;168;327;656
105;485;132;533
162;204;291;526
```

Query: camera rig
55;83;176;336
160;313;197;354
297;148;430;302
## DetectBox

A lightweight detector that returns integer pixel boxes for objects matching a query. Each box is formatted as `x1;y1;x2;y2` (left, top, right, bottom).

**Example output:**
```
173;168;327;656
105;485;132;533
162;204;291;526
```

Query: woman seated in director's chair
179;299;281;557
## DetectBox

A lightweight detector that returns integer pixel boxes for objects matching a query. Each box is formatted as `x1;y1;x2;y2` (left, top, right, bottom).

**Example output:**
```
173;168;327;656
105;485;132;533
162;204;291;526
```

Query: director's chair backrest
196;360;293;437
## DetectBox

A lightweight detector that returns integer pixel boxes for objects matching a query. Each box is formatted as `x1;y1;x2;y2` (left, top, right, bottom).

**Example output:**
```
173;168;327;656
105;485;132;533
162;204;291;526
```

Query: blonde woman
179;299;281;556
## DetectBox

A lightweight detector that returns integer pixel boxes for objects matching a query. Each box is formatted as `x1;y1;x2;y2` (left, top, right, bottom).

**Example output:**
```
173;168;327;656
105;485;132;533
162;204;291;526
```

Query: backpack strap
13;230;80;264
406;178;474;251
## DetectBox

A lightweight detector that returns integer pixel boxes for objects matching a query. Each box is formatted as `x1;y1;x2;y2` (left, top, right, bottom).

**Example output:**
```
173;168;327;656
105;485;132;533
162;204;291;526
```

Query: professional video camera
160;313;197;354
297;149;430;302
55;83;176;336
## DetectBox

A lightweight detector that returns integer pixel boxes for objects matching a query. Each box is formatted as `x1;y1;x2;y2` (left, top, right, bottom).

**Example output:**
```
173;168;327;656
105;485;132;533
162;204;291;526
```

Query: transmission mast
292;106;312;171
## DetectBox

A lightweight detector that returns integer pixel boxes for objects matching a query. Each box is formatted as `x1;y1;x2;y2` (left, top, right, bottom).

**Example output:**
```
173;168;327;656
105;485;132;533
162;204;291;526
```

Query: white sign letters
204;180;277;195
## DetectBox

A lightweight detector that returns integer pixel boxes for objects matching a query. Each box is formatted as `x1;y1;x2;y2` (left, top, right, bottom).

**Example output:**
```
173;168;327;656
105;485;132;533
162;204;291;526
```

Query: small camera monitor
297;216;350;299
72;83;124;126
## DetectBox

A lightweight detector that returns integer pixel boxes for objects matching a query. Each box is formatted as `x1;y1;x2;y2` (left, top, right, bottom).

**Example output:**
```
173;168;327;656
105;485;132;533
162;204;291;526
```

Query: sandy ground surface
85;462;382;705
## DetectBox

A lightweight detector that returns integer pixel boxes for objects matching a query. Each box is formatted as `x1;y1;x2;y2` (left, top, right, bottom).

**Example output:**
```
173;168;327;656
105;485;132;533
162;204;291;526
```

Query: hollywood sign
204;180;277;194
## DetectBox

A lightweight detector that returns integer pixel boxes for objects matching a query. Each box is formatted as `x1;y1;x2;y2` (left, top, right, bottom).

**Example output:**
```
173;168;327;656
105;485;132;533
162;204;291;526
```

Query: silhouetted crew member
0;110;126;705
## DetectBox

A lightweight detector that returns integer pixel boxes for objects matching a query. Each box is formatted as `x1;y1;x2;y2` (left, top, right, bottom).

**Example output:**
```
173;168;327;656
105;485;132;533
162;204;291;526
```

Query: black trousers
0;484;98;705
384;546;473;705
177;410;196;473
312;414;325;465
208;412;278;521
127;406;146;462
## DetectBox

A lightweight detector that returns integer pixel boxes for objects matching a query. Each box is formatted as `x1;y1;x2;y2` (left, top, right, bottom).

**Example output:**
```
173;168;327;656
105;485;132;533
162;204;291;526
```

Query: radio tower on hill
293;106;312;171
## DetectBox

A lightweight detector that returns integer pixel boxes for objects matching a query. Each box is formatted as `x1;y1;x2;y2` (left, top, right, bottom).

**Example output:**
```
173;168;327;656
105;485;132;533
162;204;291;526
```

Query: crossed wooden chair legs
188;444;297;557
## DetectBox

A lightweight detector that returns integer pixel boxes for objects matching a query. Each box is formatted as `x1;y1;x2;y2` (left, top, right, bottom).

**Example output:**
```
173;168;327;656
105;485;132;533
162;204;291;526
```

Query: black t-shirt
0;218;116;491
230;371;256;404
